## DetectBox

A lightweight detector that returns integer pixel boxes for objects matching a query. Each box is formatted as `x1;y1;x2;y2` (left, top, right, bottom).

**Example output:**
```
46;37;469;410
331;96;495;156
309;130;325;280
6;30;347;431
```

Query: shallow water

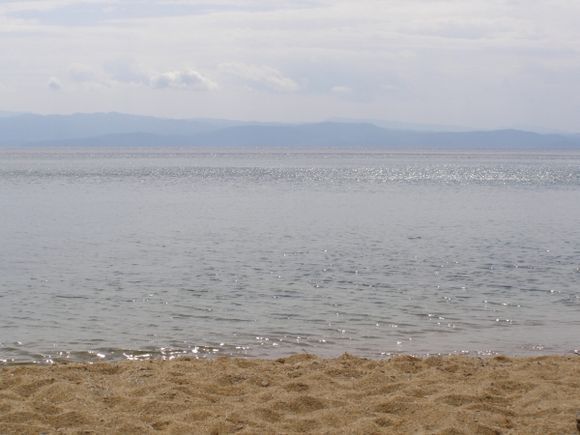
1;150;579;363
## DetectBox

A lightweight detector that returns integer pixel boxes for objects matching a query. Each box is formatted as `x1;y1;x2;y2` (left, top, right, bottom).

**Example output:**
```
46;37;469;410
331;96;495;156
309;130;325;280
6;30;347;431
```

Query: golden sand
1;354;579;434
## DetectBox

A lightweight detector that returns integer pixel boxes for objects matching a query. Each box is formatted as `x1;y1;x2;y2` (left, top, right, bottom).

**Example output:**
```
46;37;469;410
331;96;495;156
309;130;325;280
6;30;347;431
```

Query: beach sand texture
1;354;579;434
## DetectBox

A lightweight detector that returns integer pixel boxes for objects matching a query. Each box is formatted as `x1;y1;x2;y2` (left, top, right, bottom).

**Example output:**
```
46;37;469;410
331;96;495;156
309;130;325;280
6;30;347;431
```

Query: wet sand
1;354;579;434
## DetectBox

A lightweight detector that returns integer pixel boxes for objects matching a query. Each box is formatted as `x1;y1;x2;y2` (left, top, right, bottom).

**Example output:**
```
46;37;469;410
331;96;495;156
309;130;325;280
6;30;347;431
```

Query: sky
1;0;579;131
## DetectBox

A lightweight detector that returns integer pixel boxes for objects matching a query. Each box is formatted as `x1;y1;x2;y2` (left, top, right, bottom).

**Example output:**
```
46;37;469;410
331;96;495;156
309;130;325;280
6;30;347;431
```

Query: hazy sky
1;0;579;131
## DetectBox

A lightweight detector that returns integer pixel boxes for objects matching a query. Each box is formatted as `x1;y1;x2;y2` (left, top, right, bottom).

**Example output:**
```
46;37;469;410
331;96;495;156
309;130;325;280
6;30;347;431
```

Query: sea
1;150;579;363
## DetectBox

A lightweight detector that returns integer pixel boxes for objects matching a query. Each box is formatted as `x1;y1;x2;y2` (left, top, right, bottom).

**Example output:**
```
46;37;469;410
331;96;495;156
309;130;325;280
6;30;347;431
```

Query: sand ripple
1;354;579;434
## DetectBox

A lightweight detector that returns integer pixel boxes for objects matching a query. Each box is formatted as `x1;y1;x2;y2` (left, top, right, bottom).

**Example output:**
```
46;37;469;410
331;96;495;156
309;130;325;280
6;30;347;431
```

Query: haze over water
1;151;579;363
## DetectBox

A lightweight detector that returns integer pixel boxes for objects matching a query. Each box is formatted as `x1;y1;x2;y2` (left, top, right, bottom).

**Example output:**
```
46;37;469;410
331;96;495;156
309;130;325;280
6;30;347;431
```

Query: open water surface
0;150;579;363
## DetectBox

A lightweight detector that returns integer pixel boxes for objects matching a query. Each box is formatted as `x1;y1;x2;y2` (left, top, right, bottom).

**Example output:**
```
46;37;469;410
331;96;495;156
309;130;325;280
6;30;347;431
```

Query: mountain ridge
1;112;579;150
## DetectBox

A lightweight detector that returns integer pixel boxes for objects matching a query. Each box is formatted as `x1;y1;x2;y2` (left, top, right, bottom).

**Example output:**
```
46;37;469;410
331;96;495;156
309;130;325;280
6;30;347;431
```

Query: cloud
68;63;97;82
47;76;62;91
331;85;353;96
5;0;328;26
151;69;218;91
104;58;149;85
101;59;218;91
219;63;300;92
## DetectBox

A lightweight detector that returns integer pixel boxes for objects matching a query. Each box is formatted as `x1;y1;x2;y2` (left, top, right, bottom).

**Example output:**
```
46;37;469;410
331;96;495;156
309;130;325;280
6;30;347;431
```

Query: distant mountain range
1;112;579;150
0;111;22;118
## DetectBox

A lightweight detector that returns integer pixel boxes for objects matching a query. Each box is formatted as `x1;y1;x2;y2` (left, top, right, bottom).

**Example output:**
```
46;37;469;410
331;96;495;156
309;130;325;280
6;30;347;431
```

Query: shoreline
2;347;579;366
1;354;579;434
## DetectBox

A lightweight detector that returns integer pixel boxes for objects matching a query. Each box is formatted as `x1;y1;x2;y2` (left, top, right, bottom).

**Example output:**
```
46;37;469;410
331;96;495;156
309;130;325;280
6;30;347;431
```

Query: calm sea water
1;150;579;363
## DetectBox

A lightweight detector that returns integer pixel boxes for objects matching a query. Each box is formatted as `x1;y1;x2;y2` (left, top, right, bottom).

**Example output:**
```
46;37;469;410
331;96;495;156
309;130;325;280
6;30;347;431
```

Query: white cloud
151;69;218;91
100;59;217;91
68;63;97;82
104;58;149;85
1;0;329;27
47;76;62;91
219;63;300;92
331;85;353;96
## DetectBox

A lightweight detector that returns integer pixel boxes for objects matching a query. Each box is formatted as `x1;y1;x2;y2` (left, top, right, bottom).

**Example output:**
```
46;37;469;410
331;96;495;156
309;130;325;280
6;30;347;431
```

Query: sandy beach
0;354;579;434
